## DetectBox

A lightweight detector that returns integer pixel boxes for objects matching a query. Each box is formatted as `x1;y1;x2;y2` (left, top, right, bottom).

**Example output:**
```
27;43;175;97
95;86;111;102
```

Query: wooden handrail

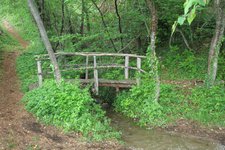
35;52;146;95
35;52;146;60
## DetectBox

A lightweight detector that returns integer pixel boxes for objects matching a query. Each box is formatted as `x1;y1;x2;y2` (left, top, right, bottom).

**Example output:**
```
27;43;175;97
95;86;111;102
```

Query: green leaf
184;0;195;14
198;0;206;6
187;6;196;25
177;16;186;25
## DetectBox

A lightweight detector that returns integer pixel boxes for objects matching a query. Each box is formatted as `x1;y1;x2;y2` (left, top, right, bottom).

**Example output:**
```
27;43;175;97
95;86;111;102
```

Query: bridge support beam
93;56;99;95
85;56;89;79
125;56;129;79
37;60;43;87
136;57;141;85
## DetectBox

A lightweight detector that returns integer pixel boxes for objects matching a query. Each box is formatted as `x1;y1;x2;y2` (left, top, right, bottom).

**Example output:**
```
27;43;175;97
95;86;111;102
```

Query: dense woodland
0;0;224;141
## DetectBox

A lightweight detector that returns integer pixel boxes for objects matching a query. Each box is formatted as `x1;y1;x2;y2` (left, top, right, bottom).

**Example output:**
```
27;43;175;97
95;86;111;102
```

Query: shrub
114;79;166;127
161;46;207;79
188;84;225;126
22;80;120;140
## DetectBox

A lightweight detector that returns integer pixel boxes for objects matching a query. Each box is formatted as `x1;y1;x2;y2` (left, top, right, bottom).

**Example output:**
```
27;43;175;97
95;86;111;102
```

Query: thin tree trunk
146;0;157;52
28;0;61;82
66;5;74;34
39;0;45;20
207;0;225;87
177;28;192;50
115;0;123;49
80;0;85;36
55;0;65;50
146;0;160;102
86;8;91;32
91;0;118;52
60;0;65;35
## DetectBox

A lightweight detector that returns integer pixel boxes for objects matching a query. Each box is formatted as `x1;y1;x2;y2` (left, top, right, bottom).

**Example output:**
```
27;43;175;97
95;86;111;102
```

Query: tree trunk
28;0;61;83
146;0;160;102
91;0;118;52
146;0;157;52
80;0;85;36
55;0;65;50
39;0;45;20
115;0;124;49
207;0;225;87
86;7;91;32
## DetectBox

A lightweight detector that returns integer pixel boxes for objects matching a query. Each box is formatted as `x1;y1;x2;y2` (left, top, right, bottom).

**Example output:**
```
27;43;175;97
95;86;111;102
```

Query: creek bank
107;110;225;150
161;118;225;146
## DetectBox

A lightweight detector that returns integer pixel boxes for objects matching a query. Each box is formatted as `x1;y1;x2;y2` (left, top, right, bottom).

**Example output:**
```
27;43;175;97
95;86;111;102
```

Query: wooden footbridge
35;52;146;95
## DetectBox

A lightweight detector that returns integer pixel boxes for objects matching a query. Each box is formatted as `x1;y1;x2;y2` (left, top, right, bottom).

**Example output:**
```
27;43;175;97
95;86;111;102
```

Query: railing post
93;56;99;95
125;56;129;79
137;57;141;85
85;56;89;79
37;60;43;87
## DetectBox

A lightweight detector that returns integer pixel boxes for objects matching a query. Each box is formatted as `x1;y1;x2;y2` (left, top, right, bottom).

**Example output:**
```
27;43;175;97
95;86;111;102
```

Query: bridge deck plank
67;79;136;88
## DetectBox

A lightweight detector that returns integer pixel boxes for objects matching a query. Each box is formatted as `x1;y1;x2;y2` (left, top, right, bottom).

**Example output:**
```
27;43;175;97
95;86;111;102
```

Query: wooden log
125;56;129;79
37;60;43;86
85;56;89;79
136;57;141;85
93;56;99;95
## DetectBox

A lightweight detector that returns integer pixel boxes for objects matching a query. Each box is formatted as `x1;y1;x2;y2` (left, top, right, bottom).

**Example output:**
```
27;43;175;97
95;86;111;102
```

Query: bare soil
0;52;125;150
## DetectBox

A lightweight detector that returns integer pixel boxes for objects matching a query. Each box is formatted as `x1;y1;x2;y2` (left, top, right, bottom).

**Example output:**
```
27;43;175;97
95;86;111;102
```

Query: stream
107;110;224;150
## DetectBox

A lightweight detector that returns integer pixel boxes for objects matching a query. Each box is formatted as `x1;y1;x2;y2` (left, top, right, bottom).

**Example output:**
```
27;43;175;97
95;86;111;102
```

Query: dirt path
2;20;28;48
0;52;124;150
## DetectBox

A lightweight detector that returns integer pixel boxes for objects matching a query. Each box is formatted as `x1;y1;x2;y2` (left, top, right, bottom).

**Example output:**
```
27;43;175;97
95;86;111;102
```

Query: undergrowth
114;79;166;127
16;49;44;92
114;79;225;127
160;46;207;80
187;84;225;126
22;80;120;141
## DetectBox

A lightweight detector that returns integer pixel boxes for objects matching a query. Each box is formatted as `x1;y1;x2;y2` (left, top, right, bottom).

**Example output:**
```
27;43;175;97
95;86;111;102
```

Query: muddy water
107;111;224;150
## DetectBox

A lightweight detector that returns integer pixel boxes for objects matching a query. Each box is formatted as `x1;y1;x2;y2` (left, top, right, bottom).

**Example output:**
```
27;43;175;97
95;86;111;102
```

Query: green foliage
173;0;210;32
16;51;39;92
159;84;191;122
114;78;165;127
160;46;207;79
187;84;225;126
22;80;120;141
114;79;189;126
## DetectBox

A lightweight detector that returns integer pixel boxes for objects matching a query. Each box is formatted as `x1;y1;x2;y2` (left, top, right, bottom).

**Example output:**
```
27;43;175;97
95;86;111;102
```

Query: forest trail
2;20;28;49
0;22;123;150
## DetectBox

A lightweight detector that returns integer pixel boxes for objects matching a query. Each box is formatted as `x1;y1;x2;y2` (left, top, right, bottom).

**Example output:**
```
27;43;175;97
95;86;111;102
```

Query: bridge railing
35;52;146;94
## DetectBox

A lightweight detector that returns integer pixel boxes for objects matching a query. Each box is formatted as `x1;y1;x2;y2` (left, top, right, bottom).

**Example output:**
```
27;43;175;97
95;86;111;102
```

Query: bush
114;79;166;127
22;80;120;141
159;84;188;120
188;84;225;126
161;46;207;79
16;51;37;92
